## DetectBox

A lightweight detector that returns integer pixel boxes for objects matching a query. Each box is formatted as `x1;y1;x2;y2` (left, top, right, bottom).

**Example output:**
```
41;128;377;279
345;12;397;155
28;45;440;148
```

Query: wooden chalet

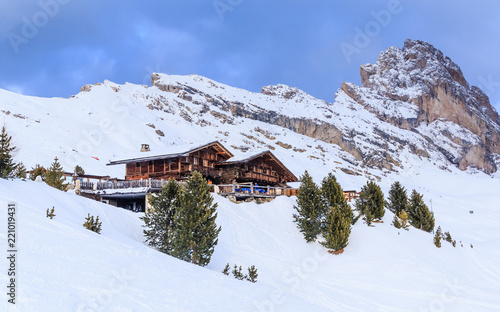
107;141;233;183
216;151;297;185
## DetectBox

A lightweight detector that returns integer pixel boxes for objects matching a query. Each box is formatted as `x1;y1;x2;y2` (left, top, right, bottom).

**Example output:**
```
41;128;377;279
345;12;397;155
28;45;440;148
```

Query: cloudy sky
1;0;500;110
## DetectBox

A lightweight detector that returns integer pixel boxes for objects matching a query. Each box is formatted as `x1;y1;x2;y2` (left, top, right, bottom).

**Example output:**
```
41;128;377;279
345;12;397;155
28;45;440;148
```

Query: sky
1;0;500;110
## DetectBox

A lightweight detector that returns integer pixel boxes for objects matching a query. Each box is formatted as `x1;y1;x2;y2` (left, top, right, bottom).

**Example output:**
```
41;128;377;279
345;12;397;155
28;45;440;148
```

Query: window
203;159;209;167
194;157;199;165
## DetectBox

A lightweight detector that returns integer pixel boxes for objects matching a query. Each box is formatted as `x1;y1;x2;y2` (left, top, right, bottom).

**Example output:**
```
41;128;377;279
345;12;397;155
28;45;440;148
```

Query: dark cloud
0;0;499;110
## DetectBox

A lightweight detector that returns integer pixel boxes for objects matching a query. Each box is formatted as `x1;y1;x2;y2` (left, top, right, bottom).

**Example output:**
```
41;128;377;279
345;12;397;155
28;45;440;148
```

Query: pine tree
141;179;180;254
385;182;408;214
321;207;351;252
398;210;409;230
45;157;67;190
46;207;56;219
29;164;46;181
434;226;442;248
392;213;402;229
74;165;85;176
83;213;102;234
171;171;221;267
0;125;17;179
13;162;26;179
444;231;452;243
232;265;244;280
222;263;230;276
321;173;353;225
293;171;324;242
407;190;434;232
355;181;385;225
247;265;258;283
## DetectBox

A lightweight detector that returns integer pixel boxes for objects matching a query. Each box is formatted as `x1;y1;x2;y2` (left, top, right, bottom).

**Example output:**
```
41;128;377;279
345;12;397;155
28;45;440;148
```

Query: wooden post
75;180;81;192
250;182;254;194
232;183;235;193
267;185;270;194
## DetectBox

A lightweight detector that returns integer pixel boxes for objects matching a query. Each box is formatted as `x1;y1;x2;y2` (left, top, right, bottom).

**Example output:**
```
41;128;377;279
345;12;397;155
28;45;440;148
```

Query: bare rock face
150;40;500;174
349;39;500;173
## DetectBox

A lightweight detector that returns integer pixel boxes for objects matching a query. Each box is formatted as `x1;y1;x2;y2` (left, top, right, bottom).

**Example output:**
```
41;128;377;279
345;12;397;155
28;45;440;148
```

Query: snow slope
1;166;499;311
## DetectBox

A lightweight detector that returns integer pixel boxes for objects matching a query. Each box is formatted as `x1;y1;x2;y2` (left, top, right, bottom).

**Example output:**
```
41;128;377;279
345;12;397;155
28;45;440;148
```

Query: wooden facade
217;151;297;185
107;142;297;186
109;142;233;182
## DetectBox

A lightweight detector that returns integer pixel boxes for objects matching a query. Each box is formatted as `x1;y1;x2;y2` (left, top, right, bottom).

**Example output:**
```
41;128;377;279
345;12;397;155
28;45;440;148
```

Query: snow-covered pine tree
385;181;408;214
407;190;434;233
171;171;221;267
321;173;353;225
321;207;351;253
45;157;66;190
29;164;46;181
0;125;17;179
293;171;324;242
141;178;180;254
355;181;385;225
434;226;442;248
247;265;258;283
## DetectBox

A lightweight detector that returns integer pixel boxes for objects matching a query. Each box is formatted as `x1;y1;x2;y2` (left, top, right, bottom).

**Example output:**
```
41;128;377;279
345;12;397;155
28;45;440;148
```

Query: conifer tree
247;265;258;283
0;125;17;179
434;226;442;248
141;179;180;254
407;190;434;232
355;181;385;225
398;210;409;230
386;182;408;214
321;173;353;225
444;231;452;243
46;207;56;219
232;265;245;280
30;164;46;181
74;165;85;176
293;171;324;242
321;207;351;252
14;162;26;179
392;213;402;229
222;263;230;276
45;157;67;190
83;213;102;234
171;171;221;267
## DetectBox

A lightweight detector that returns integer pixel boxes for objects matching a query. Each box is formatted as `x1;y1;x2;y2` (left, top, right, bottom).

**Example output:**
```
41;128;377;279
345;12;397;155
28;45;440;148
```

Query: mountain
0;39;499;181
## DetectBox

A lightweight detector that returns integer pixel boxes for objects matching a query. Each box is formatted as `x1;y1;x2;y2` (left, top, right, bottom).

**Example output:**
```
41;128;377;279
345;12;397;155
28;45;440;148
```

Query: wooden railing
79;179;297;196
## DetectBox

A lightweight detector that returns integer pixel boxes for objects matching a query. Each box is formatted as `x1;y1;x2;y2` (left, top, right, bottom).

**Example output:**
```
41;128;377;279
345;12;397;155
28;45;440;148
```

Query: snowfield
1;166;499;312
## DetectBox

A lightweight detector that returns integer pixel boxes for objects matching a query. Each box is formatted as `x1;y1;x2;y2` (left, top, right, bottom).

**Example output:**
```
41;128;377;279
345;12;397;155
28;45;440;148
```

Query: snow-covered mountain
1;39;499;181
1;39;500;312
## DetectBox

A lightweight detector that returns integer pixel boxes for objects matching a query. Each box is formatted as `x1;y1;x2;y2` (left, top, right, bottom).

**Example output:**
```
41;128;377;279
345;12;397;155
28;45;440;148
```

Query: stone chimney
140;144;150;152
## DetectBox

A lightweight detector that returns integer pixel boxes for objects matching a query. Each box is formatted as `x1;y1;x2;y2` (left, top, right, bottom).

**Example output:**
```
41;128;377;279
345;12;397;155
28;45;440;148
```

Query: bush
30;164;46;181
83;213;102;234
46;207;56;219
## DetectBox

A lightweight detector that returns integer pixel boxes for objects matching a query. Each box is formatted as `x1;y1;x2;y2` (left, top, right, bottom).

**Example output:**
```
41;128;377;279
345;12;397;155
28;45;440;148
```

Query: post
250;182;254;194
75;179;81;192
267;185;270;194
232;183;236;193
93;182;97;191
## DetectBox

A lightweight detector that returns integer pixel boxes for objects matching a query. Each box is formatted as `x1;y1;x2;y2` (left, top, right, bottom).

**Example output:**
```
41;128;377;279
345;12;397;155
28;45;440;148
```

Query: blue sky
1;0;500;110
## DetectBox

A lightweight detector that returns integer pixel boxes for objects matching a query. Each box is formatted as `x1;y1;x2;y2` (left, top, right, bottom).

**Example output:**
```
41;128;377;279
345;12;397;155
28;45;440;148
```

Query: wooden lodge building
93;141;298;211
106;141;298;186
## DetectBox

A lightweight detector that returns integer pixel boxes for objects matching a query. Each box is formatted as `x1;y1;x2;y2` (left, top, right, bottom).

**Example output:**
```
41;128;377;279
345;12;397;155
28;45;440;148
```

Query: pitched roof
107;141;233;166
217;150;298;182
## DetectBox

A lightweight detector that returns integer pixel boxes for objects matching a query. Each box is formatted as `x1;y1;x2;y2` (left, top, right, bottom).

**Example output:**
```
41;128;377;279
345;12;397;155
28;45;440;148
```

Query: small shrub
46;206;56;219
222;263;230;276
247;265;258;283
232;265;245;280
83;213;102;234
434;226;442;248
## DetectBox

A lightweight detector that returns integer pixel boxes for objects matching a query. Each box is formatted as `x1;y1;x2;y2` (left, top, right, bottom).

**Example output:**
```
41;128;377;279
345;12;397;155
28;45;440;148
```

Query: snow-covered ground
1;165;499;311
